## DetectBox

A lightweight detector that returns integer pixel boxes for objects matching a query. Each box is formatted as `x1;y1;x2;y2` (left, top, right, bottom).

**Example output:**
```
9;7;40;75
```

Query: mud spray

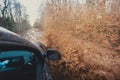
41;0;120;80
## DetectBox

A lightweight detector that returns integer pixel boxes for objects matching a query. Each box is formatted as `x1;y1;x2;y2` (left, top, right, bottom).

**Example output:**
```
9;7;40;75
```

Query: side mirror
46;49;61;61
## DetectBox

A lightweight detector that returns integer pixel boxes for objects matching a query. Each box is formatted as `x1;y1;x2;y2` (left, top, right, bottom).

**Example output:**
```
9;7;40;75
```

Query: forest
0;0;31;33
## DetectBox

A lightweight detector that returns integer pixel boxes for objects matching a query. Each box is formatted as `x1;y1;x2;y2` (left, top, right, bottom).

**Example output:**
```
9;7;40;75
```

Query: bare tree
0;0;31;33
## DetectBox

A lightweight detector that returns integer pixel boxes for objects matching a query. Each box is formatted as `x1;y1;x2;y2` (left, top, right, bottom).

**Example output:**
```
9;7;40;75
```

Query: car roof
0;26;31;45
0;26;45;58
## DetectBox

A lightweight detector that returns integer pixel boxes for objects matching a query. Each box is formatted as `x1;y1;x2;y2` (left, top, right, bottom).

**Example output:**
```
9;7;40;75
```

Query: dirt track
21;28;43;42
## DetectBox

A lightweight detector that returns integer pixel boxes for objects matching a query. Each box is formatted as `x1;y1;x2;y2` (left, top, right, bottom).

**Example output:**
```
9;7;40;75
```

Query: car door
0;50;41;80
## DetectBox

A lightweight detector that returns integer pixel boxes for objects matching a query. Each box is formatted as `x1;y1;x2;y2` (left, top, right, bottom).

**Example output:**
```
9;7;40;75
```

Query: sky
19;0;42;25
18;0;85;25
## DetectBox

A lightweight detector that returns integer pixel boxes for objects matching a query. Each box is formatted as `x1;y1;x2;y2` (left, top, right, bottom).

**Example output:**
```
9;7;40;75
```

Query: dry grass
41;0;120;80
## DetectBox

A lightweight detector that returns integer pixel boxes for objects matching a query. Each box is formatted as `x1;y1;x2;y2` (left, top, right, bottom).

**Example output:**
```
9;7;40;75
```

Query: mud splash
44;30;120;80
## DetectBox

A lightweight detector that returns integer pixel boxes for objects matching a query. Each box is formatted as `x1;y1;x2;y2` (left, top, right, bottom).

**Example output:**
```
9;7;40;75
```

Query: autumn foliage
41;0;120;80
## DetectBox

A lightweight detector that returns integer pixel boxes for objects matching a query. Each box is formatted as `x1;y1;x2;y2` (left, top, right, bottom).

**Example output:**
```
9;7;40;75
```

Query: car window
0;50;37;80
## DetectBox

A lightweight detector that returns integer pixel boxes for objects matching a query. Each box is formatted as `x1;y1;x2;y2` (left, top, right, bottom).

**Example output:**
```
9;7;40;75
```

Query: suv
0;26;61;80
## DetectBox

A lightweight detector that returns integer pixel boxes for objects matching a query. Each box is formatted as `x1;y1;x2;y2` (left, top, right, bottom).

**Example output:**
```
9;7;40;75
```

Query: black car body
0;26;61;80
